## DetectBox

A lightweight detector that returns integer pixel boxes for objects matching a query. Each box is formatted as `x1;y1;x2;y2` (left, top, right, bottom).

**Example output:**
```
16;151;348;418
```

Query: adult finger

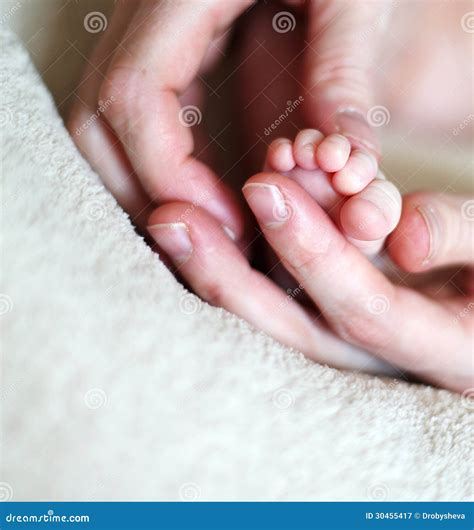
147;202;392;373
97;0;251;237
68;2;153;227
242;173;471;392
69;2;238;228
303;0;394;157
388;192;474;272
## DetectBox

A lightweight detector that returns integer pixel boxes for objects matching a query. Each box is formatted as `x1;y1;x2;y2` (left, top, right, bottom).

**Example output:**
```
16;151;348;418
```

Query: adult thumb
303;0;394;157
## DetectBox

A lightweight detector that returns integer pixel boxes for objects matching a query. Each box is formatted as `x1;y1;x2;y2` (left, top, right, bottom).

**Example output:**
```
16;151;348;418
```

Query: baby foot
264;129;401;253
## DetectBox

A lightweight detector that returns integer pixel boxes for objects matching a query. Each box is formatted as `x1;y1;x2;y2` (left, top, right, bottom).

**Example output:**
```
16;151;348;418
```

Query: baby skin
262;129;402;257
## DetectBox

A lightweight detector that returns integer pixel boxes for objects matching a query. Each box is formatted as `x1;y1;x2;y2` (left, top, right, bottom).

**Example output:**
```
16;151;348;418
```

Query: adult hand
148;182;473;393
68;0;252;233
68;0;392;233
242;179;473;392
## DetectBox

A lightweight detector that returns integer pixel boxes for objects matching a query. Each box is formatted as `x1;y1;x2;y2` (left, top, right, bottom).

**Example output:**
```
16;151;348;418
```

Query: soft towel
1;27;472;502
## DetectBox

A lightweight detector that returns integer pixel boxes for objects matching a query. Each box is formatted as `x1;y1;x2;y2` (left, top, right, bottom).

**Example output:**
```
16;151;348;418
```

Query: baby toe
332;150;378;195
341;198;388;241
315;134;351;173
340;179;402;241
293;129;324;170
266;138;296;173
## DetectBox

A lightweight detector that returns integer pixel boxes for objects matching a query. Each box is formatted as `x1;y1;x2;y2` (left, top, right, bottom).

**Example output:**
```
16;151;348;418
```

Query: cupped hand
149;182;473;393
68;0;392;233
243;177;473;393
68;0;252;233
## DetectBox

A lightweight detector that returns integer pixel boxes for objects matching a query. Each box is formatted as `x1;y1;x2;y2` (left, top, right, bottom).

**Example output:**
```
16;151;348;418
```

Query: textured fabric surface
1;27;472;502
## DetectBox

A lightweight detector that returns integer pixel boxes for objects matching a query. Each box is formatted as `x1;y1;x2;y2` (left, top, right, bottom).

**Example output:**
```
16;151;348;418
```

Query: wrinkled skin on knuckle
308;60;369;93
283;224;336;278
332;312;391;351
283;246;324;281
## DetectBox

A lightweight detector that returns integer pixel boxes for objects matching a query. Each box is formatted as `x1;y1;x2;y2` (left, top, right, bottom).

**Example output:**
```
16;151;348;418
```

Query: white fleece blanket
1;26;472;502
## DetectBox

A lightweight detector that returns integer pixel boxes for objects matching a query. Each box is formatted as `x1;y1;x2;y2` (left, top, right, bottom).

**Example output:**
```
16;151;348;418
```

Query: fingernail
416;205;440;264
242;183;290;228
335;108;379;154
204;198;240;241
147;222;193;265
222;224;236;241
